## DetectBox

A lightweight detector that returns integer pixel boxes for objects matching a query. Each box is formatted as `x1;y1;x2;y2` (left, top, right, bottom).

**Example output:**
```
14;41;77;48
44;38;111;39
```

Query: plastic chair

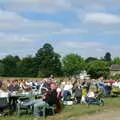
17;96;32;116
0;97;9;115
39;104;56;118
0;97;9;108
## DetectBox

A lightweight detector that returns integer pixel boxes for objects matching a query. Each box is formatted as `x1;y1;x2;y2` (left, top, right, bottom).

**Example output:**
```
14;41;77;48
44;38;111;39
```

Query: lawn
1;97;120;120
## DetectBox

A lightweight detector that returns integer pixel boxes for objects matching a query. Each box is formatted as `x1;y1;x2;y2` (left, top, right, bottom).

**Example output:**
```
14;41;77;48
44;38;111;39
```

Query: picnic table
9;91;33;111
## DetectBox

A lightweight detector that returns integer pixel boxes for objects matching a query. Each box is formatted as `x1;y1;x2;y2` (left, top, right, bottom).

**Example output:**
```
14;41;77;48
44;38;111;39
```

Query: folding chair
0;97;9;114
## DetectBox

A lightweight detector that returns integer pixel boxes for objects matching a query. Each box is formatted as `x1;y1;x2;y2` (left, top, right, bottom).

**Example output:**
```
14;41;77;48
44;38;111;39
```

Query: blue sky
0;0;120;58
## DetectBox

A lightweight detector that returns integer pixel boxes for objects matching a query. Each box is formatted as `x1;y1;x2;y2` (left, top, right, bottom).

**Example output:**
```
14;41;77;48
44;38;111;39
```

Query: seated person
22;82;32;91
0;81;9;114
23;83;57;118
62;82;73;101
8;80;20;92
74;84;82;104
86;89;95;102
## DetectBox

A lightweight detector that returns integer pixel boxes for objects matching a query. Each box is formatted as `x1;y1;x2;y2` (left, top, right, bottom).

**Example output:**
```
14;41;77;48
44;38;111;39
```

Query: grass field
1;97;120;120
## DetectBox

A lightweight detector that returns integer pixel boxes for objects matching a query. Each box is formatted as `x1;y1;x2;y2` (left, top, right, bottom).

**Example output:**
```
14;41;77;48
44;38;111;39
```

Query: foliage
85;57;98;63
1;55;20;77
110;74;120;80
17;56;37;77
0;43;119;78
0;62;4;76
62;53;85;77
35;43;62;77
112;57;120;64
86;60;109;79
104;52;112;62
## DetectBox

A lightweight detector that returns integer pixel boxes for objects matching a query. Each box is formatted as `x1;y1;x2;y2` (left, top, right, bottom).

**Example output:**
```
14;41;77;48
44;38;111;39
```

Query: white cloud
0;33;35;58
54;28;87;35
26;28;87;39
0;0;120;58
83;13;120;25
57;41;102;49
0;9;63;32
0;0;71;13
53;40;120;58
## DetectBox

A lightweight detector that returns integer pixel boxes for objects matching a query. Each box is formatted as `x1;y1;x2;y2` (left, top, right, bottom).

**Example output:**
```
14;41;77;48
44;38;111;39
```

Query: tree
104;52;112;62
0;62;4;76
2;55;20;77
112;57;120;64
17;56;37;77
62;53;85;77
85;57;98;63
86;60;109;79
35;43;62;77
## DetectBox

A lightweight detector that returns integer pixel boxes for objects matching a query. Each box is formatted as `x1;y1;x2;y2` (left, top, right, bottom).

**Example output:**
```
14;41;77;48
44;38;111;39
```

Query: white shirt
0;89;9;97
87;91;95;98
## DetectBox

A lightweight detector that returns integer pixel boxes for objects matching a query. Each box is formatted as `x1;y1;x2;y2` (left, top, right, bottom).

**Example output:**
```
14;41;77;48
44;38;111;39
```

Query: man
23;83;57;118
43;78;52;91
34;83;57;118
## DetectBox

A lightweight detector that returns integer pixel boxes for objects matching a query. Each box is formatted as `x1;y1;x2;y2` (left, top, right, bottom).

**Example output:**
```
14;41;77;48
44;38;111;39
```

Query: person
8;80;20;92
43;78;52;91
0;81;9;114
74;83;82;104
87;90;95;97
0;81;9;97
81;87;87;104
23;83;57;118
62;82;73;101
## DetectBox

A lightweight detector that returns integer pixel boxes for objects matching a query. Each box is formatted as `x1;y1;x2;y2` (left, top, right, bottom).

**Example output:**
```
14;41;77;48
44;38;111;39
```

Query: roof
110;64;120;71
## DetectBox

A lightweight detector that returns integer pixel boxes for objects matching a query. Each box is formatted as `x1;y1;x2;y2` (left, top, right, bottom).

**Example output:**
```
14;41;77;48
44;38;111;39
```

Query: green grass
1;97;120;120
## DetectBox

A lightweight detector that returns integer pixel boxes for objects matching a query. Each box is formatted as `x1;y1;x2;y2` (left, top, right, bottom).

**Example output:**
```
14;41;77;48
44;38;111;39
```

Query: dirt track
69;109;120;120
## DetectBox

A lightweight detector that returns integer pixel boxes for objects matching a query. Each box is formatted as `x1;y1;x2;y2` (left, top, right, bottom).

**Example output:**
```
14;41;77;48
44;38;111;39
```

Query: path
69;109;120;120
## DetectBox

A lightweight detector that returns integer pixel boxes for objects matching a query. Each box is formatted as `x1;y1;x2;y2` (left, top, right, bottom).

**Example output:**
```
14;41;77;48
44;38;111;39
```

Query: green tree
0;62;4;76
62;53;85;77
35;43;62;77
86;60;109;79
112;57;120;64
2;55;20;77
85;57;98;63
104;52;112;62
17;56;37;77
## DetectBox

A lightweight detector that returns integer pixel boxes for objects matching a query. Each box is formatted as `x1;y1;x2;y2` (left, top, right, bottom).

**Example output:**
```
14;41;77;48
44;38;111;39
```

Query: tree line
0;43;120;79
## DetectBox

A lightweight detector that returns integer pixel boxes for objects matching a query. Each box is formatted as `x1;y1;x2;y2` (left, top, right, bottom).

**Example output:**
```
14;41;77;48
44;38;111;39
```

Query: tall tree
104;52;112;62
62;53;85;77
35;43;62;77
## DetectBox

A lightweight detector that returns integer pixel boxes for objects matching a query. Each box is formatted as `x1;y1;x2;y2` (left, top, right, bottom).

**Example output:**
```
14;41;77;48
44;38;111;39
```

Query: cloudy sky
0;0;120;58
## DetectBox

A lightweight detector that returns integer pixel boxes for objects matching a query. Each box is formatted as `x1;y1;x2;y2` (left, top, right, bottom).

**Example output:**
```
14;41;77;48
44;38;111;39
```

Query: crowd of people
0;76;120;118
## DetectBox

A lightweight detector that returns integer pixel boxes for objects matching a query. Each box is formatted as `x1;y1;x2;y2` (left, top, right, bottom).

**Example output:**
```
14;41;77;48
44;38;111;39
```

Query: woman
0;81;9;114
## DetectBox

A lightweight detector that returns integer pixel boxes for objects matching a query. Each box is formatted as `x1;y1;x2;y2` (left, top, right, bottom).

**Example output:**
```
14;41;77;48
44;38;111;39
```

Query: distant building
110;64;120;76
79;70;90;80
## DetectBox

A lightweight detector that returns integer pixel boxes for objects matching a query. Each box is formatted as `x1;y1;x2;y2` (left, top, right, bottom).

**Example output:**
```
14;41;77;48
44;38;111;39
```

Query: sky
0;0;120;58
